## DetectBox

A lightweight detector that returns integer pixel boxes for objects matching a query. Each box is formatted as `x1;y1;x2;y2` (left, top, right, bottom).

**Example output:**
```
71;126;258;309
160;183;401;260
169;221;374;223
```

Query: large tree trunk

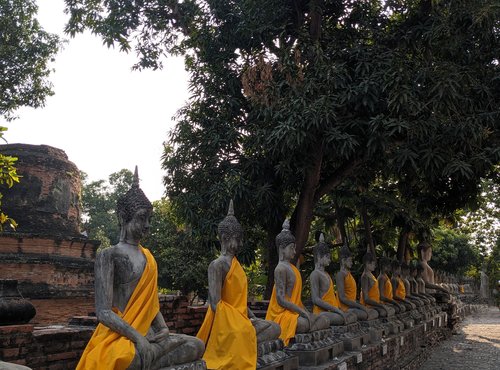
335;204;349;246
264;220;285;299
291;143;324;262
397;226;410;263
359;199;376;255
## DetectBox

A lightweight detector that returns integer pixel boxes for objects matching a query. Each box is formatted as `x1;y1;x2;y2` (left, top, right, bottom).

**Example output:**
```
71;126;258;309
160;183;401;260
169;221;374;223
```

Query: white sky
2;0;189;201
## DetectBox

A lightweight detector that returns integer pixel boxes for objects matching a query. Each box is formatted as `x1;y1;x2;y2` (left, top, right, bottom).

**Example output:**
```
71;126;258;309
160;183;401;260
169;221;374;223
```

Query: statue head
276;219;296;262
401;262;410;277
339;243;353;269
416;261;424;277
418;241;432;262
362;251;377;272
313;234;331;267
391;260;401;276
409;262;418;277
217;200;243;255
379;257;391;274
116;167;153;243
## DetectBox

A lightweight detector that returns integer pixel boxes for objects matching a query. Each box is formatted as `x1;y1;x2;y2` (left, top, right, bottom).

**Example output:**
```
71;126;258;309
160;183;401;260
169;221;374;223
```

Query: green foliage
431;227;481;276
0;127;19;231
66;0;500;294
144;199;214;300
0;0;60;121
81;169;134;247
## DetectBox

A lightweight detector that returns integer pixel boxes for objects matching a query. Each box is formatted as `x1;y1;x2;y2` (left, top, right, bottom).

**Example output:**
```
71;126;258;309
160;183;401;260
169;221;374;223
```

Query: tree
81;169;134;247
1;0;60;121
0;127;20;231
66;0;500;297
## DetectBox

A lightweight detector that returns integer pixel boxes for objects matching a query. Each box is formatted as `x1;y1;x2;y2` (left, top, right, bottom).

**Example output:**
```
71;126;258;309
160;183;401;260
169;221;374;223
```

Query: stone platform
285;329;344;366
161;360;206;370
258;339;299;370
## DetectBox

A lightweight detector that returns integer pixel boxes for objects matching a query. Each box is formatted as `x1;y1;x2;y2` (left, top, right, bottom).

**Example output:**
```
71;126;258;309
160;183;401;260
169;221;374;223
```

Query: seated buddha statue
400;262;425;307
408;263;432;305
266;220;330;346
390;260;417;311
77;168;204;370
310;234;357;325
359;252;395;318
197;201;280;370
335;245;378;321
418;242;450;300
377;258;405;314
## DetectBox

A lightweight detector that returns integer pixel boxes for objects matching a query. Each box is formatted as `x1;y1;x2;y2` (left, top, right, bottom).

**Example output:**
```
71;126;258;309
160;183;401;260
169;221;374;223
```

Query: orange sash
266;263;304;346
382;274;393;300
360;273;381;306
313;274;340;314
77;246;159;370
339;272;357;312
395;277;406;299
196;257;257;370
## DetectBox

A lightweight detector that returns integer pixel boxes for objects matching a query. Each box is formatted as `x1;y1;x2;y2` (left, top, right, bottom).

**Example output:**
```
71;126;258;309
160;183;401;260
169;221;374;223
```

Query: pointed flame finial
133;166;139;186
319;233;325;242
282;219;290;231
227;199;234;216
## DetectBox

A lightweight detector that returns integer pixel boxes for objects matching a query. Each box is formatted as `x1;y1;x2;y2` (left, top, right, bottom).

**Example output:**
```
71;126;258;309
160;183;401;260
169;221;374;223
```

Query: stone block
258;356;299;370
159;360;206;370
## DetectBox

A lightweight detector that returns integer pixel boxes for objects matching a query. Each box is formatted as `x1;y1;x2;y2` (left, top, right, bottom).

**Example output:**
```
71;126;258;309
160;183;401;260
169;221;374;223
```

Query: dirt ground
420;305;500;370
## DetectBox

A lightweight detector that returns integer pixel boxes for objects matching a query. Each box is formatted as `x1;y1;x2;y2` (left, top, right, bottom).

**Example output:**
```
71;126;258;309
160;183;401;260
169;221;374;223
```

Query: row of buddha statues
76;174;453;370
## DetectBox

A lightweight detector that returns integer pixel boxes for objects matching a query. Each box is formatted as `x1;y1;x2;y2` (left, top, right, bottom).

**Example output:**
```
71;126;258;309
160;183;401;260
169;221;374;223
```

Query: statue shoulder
96;245;119;261
208;256;231;275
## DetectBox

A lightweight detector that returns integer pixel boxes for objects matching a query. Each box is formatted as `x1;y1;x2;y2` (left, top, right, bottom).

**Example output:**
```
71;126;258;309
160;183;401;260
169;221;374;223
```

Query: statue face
282;242;296;261
366;260;376;272
125;207;152;241
319;253;331;267
221;232;243;255
343;256;353;269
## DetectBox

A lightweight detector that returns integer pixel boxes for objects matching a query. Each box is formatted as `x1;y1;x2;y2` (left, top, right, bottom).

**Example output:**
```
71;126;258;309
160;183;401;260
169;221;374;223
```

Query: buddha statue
418;242;450;300
77;167;204;370
416;263;437;304
266;220;330;346
400;263;425;307
409;263;432;305
335;245;378;320
390;260;417;311
377;258;405;313
197;201;280;369
359;252;395;318
310;234;357;325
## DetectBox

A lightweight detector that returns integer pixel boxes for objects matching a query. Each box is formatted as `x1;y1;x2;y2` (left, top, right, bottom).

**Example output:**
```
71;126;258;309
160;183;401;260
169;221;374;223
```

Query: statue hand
150;327;169;343
136;335;154;370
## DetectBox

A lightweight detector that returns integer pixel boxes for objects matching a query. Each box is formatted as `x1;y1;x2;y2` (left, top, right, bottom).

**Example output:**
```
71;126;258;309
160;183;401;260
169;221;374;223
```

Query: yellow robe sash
313;274;340;314
383;274;393;300
395;277;406;299
339;272;357;312
196;257;257;370
77;246;160;370
266;263;304;346
360;273;381;306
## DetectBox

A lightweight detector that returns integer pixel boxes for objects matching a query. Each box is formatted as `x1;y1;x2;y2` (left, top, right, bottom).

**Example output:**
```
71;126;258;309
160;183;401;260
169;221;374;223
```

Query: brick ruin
0;144;98;313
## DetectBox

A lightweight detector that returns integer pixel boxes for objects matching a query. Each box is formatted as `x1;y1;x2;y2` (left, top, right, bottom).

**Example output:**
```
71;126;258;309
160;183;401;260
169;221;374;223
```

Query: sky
3;0;190;201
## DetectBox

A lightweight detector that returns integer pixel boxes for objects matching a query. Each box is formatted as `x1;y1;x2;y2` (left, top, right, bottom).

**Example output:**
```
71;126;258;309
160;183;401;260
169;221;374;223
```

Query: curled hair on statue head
391;260;401;270
116;166;152;226
379;257;391;269
363;251;376;264
339;243;352;259
313;233;330;263
276;219;295;251
417;241;431;254
217;199;243;239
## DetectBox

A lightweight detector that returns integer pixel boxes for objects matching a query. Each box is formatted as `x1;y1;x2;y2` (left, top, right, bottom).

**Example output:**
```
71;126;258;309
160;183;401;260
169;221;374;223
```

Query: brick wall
159;295;207;335
0;236;98;298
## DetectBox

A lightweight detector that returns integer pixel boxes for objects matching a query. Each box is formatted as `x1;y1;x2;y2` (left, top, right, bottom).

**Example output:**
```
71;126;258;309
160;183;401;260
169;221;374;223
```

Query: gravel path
420;306;500;370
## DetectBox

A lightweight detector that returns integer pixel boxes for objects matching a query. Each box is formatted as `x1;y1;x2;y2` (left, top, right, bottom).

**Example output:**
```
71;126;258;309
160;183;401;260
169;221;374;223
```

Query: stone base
285;329;344;366
160;360;206;370
258;356;299;370
331;323;365;350
257;339;298;369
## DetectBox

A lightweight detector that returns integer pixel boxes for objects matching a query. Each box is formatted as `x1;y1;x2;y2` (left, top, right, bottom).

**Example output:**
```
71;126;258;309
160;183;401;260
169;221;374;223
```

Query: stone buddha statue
310;234;357;325
416;262;437;304
390;260;417;311
418;242;450;300
196;200;280;369
266;220;329;346
377;258;405;313
359;252;395;318
400;263;425;307
408;263;432;305
77;168;204;370
335;245;378;320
